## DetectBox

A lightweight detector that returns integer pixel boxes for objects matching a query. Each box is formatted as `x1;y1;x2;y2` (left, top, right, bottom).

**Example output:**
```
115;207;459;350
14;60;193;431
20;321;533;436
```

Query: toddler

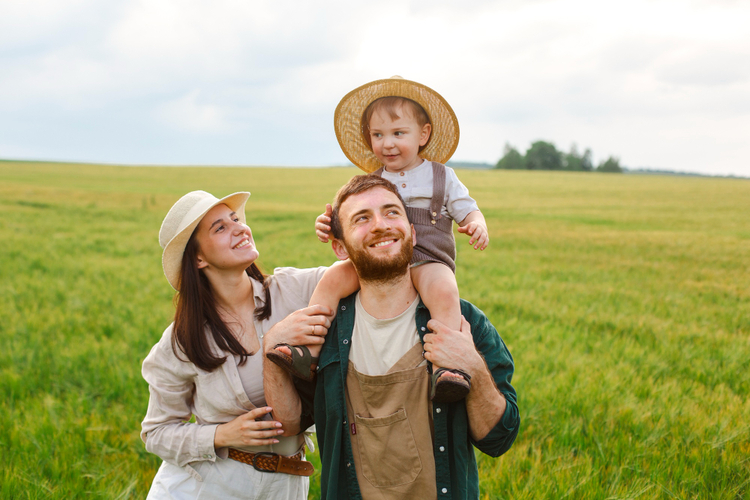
268;76;488;403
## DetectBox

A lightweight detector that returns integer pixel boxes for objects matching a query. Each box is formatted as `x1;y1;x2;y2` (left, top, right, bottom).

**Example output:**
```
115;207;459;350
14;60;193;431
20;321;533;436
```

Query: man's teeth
373;240;395;248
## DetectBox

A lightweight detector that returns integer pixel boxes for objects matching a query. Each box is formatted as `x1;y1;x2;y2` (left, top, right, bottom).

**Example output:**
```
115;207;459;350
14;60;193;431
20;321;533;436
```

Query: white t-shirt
349;293;421;376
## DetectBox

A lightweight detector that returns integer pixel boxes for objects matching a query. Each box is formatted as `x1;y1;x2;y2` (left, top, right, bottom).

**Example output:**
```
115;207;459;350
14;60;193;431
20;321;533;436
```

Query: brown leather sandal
430;367;471;403
266;344;318;381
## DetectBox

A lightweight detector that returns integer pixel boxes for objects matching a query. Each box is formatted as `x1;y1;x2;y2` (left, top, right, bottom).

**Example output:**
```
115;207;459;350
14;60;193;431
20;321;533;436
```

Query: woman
141;190;336;499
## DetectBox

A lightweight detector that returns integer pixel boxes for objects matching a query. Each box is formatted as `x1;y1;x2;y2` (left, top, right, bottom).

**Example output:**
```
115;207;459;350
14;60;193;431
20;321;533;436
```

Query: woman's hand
214;407;284;448
315;204;333;243
263;304;333;354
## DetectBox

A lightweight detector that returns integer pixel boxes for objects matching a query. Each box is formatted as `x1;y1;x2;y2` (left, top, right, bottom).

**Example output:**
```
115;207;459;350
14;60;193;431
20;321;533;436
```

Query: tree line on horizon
496;141;623;173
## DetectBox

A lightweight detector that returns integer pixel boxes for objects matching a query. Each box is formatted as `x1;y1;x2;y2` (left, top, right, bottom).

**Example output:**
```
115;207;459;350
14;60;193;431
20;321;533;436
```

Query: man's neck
358;271;418;320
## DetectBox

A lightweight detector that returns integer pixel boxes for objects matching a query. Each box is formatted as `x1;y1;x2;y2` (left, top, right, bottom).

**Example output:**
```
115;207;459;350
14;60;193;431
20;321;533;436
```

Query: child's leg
411;262;470;402
271;260;360;379
411;262;461;330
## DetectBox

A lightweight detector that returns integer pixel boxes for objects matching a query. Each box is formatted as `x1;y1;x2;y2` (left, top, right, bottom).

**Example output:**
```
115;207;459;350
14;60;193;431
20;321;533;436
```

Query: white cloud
0;0;748;175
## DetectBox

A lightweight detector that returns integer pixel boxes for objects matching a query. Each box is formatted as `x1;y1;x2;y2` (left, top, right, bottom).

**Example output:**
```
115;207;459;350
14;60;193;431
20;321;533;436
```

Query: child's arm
309;259;360;314
315;204;333;243
457;210;489;250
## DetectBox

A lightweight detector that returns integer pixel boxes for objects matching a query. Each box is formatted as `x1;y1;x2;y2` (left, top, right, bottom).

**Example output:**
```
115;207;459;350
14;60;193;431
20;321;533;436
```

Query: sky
1;0;748;176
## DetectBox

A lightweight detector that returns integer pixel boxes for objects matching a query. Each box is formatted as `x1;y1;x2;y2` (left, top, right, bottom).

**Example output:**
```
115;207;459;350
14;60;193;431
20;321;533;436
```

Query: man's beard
344;231;413;284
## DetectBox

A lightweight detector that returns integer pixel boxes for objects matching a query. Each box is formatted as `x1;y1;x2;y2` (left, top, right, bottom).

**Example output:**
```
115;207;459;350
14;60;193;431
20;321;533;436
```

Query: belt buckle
251;451;278;473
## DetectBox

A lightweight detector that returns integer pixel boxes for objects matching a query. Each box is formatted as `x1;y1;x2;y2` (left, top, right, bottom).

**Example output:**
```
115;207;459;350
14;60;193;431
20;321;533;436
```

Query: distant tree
563;144;593;171
525;141;562;170
581;148;593;171
597;156;623;173
495;143;525;170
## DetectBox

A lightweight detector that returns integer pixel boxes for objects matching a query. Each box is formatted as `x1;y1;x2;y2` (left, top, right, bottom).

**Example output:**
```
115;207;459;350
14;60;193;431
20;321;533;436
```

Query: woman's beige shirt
140;266;326;481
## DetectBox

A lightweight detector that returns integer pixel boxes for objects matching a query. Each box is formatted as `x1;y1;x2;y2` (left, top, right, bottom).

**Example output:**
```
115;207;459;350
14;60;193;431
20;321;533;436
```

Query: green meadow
1;161;748;499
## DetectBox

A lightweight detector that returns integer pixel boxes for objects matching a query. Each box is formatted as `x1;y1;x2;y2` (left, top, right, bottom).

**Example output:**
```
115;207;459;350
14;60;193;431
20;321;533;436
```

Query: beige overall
344;343;437;499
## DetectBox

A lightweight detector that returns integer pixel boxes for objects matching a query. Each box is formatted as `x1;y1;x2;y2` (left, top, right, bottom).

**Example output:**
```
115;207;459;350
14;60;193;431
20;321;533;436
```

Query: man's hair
360;96;431;152
330;175;408;240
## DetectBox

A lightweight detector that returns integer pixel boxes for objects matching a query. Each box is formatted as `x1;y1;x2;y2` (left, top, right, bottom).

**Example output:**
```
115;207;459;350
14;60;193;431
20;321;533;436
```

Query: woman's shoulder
143;323;200;377
267;266;328;289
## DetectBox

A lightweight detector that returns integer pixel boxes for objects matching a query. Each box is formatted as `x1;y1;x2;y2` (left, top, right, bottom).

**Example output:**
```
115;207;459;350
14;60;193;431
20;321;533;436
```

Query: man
267;175;519;499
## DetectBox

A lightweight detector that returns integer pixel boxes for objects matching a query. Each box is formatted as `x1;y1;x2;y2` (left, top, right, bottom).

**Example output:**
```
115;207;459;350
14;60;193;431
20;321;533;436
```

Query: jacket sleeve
140;329;220;469
463;302;520;457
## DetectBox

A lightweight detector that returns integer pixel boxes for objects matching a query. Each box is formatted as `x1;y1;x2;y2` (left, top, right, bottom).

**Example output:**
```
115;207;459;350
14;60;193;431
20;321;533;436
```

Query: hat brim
334;77;460;173
162;192;251;291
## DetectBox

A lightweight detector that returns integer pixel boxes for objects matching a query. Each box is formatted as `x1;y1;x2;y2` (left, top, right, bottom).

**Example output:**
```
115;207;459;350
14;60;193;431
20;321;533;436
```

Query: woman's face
194;203;259;273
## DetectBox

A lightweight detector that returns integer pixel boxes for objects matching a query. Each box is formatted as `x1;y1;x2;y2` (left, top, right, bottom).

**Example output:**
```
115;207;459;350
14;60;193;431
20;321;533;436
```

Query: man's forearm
263;359;304;436
465;356;506;441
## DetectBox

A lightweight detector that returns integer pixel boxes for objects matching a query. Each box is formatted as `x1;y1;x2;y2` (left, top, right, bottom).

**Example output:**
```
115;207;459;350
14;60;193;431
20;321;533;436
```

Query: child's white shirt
380;159;479;224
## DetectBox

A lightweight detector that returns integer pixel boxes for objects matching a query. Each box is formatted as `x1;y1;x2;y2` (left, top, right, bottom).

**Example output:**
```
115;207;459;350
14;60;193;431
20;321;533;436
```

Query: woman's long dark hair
171;232;273;372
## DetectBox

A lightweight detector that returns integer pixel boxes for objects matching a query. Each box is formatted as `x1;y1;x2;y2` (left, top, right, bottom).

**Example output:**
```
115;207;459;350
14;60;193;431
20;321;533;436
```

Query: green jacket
306;295;520;500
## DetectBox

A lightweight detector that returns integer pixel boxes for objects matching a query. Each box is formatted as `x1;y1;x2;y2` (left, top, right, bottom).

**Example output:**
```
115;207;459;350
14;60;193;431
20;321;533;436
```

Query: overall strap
429;162;447;224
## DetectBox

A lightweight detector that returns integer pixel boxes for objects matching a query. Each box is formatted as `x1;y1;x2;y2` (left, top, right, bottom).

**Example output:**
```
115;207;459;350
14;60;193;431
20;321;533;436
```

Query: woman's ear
331;239;350;261
196;252;208;270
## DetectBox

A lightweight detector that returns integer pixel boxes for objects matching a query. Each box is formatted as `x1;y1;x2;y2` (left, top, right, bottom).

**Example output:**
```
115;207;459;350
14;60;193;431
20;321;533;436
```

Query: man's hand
422;316;485;378
424;316;507;440
315;204;333;243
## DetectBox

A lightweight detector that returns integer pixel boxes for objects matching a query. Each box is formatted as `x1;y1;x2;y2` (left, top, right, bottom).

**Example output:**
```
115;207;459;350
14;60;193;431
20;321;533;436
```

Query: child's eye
394;131;404;136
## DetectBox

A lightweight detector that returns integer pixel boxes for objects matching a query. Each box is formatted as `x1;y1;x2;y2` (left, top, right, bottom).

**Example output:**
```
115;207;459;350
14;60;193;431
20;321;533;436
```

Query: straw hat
159;190;251;290
334;76;460;173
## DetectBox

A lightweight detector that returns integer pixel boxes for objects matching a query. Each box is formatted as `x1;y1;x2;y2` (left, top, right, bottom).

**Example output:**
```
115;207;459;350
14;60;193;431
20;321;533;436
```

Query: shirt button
436;407;442;413
343;339;349;344
442;488;448;494
431;220;436;225
420;326;426;331
432;211;437;217
341;305;346;311
347;462;351;467
400;172;405;176
439;446;445;452
401;183;406;188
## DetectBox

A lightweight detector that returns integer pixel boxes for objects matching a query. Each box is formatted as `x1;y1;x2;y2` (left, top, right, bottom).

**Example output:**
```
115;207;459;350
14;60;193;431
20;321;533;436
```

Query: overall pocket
354;408;422;488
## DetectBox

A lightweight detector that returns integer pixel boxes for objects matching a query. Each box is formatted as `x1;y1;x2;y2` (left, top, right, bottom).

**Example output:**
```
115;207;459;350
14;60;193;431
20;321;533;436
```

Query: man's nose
371;213;390;231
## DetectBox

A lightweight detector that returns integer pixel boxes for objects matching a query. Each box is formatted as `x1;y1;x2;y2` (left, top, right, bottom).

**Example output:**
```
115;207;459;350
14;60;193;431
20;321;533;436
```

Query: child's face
368;103;432;173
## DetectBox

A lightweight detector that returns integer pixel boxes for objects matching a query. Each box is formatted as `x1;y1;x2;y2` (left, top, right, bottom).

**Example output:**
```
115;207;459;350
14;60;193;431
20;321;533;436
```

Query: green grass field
1;161;748;499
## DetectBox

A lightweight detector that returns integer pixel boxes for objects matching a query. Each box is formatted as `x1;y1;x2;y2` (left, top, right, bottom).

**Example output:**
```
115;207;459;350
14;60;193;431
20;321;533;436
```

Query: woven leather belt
227;448;314;477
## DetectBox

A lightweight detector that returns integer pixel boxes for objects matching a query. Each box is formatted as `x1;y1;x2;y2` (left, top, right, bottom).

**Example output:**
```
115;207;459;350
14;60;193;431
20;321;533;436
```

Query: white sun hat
159;190;251;290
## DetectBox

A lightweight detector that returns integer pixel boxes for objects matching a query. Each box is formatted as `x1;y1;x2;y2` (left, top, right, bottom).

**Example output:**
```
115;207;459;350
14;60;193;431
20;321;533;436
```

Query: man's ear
419;123;432;147
331;238;350;261
196;252;208;270
411;224;417;247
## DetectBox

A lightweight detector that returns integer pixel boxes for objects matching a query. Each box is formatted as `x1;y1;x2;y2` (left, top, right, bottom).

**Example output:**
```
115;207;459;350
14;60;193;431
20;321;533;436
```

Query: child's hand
315;203;333;243
457;221;489;250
